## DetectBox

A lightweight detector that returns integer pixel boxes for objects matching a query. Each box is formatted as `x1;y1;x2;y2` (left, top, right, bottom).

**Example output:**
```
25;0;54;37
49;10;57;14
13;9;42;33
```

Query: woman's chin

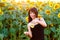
32;17;36;19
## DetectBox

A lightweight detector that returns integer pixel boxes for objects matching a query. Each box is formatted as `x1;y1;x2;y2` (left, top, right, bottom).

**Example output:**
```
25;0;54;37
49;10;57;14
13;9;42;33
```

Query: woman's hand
32;18;47;27
37;18;47;27
24;32;28;35
32;18;40;24
24;31;32;38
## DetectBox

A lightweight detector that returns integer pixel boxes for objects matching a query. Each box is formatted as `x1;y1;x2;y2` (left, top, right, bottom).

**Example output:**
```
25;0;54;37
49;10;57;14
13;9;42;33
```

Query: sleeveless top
30;23;44;40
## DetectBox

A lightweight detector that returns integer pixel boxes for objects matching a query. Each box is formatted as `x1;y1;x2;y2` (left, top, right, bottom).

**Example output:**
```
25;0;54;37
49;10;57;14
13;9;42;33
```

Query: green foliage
0;1;60;40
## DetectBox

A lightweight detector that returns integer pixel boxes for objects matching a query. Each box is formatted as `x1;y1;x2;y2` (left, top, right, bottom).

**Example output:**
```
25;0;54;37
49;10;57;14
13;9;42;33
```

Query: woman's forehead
30;11;35;13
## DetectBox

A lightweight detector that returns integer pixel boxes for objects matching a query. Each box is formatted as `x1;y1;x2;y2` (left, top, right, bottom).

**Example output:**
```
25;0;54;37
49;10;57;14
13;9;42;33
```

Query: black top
30;24;44;40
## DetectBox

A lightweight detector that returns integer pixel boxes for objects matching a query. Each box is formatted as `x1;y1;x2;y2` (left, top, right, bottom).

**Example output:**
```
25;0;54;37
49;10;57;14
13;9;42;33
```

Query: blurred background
0;0;60;40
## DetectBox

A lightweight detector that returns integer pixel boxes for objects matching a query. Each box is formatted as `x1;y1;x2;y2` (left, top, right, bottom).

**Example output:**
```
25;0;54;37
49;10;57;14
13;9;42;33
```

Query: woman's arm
38;18;47;27
27;24;32;38
24;24;32;38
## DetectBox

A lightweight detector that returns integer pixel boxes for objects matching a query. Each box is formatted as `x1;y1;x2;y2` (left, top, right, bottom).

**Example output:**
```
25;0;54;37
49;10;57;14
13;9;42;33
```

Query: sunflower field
0;0;60;40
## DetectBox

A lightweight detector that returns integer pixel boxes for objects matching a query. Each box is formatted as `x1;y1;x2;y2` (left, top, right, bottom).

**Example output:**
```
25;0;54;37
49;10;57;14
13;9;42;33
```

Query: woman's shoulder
27;22;31;27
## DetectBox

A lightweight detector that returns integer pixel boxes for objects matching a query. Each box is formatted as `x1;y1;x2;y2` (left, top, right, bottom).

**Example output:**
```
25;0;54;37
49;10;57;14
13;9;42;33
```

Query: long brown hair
28;7;38;23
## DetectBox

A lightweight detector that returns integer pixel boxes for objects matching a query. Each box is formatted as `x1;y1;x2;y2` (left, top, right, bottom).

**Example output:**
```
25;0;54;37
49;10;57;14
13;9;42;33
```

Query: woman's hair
28;7;38;23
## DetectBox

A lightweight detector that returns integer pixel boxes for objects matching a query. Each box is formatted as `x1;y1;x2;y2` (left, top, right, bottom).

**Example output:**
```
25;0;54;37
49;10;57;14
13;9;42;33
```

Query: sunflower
0;8;3;15
25;14;42;22
36;2;42;7
29;2;36;8
8;6;15;10
39;7;43;11
10;1;16;6
1;0;7;2
41;3;46;7
30;23;34;28
19;5;23;10
54;3;60;10
38;14;42;18
29;4;34;8
50;24;53;27
25;16;28;22
49;2;53;7
45;10;50;15
0;2;6;7
30;2;35;5
58;13;60;18
26;0;30;4
25;6;29;11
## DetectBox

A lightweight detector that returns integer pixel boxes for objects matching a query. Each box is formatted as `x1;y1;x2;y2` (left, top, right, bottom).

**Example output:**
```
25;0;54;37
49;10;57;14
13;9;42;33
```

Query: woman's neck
32;18;36;20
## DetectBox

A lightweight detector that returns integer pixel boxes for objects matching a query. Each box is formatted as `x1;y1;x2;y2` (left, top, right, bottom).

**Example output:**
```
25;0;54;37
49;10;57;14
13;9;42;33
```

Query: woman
24;7;47;40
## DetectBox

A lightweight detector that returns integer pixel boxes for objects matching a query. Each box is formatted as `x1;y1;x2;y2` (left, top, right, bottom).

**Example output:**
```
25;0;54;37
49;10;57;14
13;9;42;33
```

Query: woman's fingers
24;32;29;36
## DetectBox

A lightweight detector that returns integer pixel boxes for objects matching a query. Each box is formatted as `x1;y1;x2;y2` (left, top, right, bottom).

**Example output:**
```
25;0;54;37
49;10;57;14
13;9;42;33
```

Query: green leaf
53;34;58;38
0;34;4;40
0;15;5;21
9;28;16;36
46;21;52;25
0;22;3;29
50;27;56;33
44;36;48;40
44;28;51;35
2;28;8;37
11;14;16;19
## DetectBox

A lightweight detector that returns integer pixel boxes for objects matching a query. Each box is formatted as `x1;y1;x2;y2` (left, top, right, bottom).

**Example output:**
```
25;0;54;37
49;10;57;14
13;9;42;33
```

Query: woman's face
30;11;36;19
